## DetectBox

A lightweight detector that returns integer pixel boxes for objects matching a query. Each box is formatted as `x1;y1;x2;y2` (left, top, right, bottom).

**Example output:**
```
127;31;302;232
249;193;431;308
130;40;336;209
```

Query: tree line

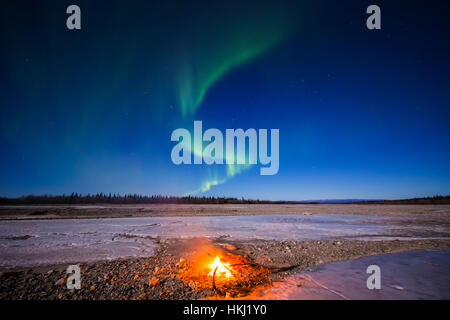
0;194;448;205
0;193;311;205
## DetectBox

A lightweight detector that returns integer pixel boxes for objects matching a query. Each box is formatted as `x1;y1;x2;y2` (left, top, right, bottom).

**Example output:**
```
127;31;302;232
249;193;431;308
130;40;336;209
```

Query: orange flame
208;256;232;278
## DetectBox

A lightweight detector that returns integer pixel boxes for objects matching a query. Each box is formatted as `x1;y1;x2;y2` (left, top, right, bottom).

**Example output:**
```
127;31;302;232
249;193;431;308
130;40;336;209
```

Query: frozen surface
0;214;447;267
250;249;450;300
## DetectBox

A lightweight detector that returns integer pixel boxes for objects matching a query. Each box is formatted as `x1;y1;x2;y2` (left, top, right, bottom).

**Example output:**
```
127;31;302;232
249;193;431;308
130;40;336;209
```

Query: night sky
1;0;449;200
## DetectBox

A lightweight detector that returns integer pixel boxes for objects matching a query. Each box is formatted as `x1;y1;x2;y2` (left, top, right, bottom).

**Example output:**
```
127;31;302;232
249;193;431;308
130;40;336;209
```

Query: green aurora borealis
1;0;450;199
175;11;294;117
173;2;296;193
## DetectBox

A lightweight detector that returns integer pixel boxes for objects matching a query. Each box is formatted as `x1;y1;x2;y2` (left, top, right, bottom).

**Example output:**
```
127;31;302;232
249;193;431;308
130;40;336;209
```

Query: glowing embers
175;243;270;297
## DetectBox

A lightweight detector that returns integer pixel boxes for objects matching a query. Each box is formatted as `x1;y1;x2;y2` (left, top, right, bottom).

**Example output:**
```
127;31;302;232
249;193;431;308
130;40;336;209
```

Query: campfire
208;256;232;279
174;242;271;297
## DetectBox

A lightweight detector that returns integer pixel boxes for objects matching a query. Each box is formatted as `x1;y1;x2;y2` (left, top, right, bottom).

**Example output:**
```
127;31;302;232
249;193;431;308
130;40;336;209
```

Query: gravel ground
1;204;450;220
1;238;449;300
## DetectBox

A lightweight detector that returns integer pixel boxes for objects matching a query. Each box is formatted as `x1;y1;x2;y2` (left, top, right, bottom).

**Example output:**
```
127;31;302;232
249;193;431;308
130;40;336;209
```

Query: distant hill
355;195;450;205
299;199;382;204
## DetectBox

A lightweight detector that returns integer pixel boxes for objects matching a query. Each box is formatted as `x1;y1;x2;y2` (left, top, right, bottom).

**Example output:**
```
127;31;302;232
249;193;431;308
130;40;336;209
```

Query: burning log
208;256;233;290
209;256;232;277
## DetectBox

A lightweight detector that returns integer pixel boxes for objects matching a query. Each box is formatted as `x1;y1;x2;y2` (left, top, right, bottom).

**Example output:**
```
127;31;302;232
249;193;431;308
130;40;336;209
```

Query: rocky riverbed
1;238;449;300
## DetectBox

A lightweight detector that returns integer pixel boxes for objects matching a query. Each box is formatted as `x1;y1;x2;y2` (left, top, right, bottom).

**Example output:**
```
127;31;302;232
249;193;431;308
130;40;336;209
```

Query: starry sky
0;0;449;200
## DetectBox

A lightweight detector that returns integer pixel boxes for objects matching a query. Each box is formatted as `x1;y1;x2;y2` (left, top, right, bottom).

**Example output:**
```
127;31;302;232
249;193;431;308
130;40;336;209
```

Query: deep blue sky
0;0;449;200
